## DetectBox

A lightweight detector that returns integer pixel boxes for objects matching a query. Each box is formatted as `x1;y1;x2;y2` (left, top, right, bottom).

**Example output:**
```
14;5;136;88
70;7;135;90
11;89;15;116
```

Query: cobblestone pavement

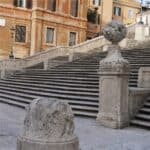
0;103;150;150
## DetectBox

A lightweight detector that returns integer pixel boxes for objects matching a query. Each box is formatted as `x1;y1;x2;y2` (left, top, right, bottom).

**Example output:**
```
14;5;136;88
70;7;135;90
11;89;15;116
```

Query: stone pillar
134;23;145;41
97;21;130;129
30;0;43;56
17;98;79;150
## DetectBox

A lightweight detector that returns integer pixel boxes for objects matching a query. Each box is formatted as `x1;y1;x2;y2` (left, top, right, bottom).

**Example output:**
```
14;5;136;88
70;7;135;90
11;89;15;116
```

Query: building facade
0;0;88;59
87;0;141;39
113;0;141;25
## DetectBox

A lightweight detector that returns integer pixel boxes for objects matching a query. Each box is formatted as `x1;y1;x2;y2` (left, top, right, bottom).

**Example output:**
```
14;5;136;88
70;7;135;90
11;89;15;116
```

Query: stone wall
0;1;88;59
129;88;150;119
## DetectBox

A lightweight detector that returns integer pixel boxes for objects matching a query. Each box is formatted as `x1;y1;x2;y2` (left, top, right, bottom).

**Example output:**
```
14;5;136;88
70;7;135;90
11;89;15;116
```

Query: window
46;28;54;43
14;0;32;8
114;7;121;16
70;0;78;17
47;0;56;11
69;32;76;46
15;25;26;43
93;0;101;6
14;0;26;7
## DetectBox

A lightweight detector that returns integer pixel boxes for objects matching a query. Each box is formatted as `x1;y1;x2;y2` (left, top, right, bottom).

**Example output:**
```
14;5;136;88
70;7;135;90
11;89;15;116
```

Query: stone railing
129;87;150;119
0;46;69;69
72;36;107;53
69;36;109;61
0;46;70;78
0;35;108;78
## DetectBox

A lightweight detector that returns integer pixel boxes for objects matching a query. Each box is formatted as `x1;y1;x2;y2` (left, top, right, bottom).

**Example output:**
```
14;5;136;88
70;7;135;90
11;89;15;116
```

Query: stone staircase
0;48;150;120
131;96;150;129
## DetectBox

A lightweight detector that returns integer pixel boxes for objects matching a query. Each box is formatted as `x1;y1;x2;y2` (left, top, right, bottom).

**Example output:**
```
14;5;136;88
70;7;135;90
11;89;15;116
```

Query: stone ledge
129;87;150;119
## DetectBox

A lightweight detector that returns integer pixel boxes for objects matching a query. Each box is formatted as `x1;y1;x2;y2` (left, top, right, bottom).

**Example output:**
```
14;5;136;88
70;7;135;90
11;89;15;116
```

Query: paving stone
0;103;150;150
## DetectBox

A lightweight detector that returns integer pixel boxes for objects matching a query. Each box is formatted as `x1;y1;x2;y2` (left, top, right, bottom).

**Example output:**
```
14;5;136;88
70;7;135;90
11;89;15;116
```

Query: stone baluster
97;21;130;129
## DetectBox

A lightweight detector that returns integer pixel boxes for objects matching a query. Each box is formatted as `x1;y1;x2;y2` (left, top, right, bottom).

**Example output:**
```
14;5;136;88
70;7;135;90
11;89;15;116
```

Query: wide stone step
14;72;99;77
0;98;27;108
73;110;97;118
0;97;98;116
140;108;150;114
144;102;150;108
4;78;99;88
0;86;98;102
75;59;150;63
21;71;98;75
49;68;98;72
25;69;98;73
0;83;98;97
12;74;99;81
130;119;150;129
135;114;150;121
0;93;33;104
71;105;98;112
7;77;99;85
0;89;35;99
0;80;98;93
55;65;99;69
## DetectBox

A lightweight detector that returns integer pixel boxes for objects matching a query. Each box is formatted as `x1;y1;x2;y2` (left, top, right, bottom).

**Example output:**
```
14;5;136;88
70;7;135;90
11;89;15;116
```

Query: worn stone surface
1;103;150;150
17;98;79;150
100;45;129;73
103;20;127;44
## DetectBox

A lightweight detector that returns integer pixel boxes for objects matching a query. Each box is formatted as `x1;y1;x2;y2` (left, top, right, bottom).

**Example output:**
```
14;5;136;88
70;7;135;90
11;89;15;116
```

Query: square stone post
96;21;130;129
134;23;145;41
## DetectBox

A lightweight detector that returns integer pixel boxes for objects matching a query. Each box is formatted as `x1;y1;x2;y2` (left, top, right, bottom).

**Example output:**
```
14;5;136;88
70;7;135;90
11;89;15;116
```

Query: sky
136;0;150;4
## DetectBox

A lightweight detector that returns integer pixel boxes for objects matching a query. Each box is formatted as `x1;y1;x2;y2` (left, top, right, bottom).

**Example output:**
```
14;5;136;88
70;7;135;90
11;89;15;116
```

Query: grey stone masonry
17;98;79;150
97;21;130;129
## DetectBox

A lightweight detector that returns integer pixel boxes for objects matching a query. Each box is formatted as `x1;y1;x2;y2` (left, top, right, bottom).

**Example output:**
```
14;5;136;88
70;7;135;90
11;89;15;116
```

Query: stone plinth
97;45;130;129
97;21;130;129
17;98;79;150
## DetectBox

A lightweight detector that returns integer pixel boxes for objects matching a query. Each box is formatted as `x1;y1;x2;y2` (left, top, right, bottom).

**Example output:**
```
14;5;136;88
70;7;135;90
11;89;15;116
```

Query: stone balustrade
0;35;109;78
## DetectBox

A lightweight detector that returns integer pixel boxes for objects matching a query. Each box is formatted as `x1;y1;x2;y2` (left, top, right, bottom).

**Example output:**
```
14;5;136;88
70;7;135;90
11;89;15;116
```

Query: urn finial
103;20;127;44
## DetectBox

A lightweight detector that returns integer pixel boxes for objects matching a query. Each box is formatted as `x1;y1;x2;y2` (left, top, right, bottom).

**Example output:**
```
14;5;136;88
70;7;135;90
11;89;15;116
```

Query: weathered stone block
17;98;79;150
138;67;150;88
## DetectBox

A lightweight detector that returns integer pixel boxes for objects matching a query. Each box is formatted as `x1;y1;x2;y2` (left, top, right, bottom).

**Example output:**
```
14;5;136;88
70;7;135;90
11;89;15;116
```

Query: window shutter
15;25;26;43
70;0;78;17
13;0;17;6
47;0;56;11
26;0;32;9
69;32;76;46
46;28;54;43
